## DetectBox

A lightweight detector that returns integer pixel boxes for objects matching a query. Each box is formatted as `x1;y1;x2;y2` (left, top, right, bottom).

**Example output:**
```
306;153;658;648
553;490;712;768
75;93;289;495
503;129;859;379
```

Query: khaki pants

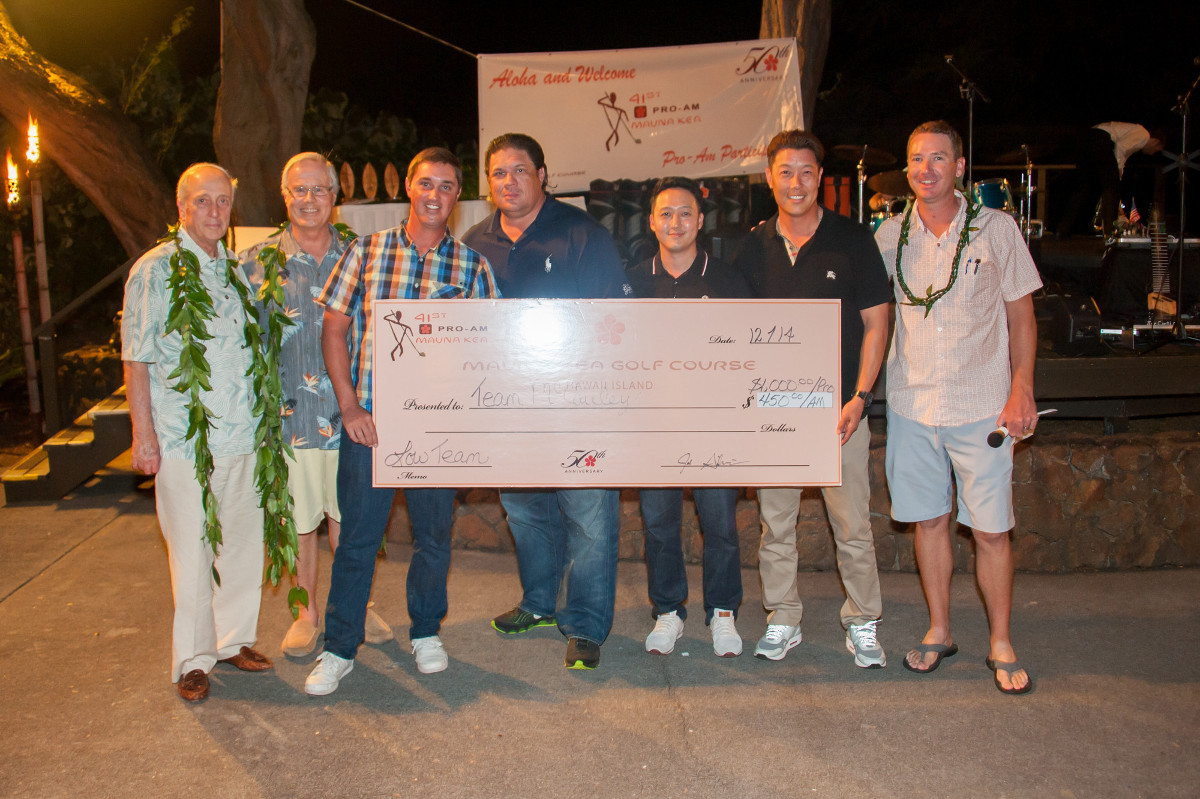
156;454;264;681
757;422;881;628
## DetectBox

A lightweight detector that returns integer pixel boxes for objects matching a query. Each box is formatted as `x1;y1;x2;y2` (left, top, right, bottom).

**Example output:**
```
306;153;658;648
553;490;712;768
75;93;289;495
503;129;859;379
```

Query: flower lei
893;197;981;318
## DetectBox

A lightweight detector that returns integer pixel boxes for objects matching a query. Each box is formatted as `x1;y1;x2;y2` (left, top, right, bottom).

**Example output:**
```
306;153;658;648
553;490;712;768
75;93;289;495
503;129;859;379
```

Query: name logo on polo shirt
826;270;837;280
545;256;553;273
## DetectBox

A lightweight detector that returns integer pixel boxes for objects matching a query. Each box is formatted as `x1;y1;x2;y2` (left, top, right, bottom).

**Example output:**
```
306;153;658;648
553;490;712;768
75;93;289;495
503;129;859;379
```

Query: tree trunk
214;0;316;226
0;2;174;257
761;0;832;130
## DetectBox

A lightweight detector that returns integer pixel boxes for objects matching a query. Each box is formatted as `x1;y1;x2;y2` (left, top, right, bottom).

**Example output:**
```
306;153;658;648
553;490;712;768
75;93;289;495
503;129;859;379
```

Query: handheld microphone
987;409;1058;447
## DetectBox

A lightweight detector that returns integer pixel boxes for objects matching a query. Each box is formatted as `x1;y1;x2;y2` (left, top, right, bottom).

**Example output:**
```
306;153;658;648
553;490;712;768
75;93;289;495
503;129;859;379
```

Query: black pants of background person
1058;128;1121;238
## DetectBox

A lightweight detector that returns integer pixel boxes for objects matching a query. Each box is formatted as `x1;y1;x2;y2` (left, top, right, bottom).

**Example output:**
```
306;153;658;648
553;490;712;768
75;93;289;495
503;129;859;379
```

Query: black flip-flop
901;642;959;673
985;657;1034;695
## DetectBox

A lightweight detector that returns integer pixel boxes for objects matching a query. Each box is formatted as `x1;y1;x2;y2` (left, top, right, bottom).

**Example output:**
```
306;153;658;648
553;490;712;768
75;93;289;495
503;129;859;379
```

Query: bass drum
870;197;907;232
972;178;1015;214
871;211;899;232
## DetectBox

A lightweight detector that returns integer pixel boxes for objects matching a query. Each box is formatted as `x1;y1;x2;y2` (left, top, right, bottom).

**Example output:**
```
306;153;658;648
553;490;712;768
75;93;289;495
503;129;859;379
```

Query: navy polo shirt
626;250;751;299
462;196;632;300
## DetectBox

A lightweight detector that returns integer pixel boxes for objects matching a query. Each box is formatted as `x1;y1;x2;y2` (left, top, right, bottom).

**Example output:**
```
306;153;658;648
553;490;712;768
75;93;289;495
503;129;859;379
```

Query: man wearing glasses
240;153;395;659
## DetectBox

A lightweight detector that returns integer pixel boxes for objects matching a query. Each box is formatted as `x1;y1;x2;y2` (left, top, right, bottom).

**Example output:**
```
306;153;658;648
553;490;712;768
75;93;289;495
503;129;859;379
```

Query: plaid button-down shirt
317;223;499;411
875;194;1042;426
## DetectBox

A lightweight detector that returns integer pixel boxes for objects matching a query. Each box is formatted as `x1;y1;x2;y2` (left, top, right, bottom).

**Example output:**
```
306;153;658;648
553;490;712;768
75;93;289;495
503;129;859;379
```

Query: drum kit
833;142;1043;242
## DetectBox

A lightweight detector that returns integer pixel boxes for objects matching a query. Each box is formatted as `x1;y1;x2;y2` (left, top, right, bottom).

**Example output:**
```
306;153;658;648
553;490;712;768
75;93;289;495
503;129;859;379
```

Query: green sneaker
565;637;600;669
492;606;556;634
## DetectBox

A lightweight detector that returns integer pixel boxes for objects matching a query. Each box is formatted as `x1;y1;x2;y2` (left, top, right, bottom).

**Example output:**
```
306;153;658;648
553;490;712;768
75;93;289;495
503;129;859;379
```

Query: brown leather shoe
177;669;210;701
218;646;273;672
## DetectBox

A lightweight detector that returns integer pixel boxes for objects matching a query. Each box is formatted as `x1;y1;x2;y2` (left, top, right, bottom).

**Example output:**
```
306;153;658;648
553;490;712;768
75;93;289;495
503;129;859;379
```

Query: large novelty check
371;299;841;488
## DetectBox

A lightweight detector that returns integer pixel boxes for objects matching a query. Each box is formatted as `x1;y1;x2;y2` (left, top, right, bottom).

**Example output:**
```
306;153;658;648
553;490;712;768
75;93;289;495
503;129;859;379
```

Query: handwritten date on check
372;299;841;488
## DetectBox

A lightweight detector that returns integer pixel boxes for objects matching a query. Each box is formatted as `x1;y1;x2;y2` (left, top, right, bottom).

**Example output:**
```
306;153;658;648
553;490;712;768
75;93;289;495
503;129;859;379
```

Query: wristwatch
855;390;873;409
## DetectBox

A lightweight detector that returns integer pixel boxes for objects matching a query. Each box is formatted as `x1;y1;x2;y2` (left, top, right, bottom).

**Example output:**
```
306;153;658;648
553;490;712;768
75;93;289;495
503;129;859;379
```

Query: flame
6;149;19;207
26;113;39;164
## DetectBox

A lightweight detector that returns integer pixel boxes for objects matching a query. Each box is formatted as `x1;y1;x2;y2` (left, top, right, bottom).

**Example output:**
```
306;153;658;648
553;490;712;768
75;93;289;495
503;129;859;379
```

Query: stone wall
383;428;1200;573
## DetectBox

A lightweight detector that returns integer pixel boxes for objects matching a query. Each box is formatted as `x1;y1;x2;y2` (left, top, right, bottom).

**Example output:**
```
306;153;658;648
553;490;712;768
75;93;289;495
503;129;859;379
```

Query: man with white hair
123;163;273;702
240;153;394;658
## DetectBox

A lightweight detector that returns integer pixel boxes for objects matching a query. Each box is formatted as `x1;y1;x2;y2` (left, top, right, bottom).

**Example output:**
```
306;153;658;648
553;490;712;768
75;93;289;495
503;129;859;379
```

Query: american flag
1128;199;1141;226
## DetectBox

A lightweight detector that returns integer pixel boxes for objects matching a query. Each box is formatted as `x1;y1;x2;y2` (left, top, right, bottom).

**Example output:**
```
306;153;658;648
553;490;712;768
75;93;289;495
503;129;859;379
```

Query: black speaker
1101;239;1200;320
1046;294;1103;355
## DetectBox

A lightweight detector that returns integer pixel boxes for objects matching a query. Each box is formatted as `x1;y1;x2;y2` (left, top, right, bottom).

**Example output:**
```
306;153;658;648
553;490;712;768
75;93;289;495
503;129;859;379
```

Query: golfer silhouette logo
598;92;641;151
384;309;425;360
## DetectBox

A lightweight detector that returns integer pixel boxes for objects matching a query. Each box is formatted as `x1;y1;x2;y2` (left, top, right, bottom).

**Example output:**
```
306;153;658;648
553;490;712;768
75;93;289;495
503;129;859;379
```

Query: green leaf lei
251;221;358;616
893;197;982;318
162;225;222;583
161;222;355;612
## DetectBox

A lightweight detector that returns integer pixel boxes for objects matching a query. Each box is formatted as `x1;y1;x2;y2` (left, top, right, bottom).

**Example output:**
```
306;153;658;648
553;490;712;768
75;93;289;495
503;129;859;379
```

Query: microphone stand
1162;65;1200;343
1021;144;1035;245
857;146;867;224
944;55;990;192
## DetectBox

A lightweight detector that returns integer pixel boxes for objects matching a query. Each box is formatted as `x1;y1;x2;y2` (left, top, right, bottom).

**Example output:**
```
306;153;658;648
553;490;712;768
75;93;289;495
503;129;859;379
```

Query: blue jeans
500;488;619;645
639;488;742;624
324;435;455;659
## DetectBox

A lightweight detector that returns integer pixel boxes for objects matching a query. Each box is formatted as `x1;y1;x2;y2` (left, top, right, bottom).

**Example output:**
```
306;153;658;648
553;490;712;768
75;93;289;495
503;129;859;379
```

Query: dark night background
8;1;1195;150
4;0;1198;228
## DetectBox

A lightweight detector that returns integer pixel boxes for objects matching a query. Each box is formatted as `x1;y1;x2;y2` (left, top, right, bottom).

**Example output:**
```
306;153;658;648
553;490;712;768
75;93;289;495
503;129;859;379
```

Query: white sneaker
710;609;742;657
846;620;887;669
753;624;802;661
644;610;685;655
305;651;354;696
412;635;448;674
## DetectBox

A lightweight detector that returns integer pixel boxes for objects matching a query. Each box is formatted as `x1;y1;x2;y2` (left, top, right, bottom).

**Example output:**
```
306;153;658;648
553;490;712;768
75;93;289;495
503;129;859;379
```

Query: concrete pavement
2;467;1198;798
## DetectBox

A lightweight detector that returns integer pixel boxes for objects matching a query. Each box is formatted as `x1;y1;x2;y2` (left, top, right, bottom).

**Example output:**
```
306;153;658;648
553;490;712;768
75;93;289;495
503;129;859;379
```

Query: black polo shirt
462;196;632;299
626;250;751;299
732;210;891;406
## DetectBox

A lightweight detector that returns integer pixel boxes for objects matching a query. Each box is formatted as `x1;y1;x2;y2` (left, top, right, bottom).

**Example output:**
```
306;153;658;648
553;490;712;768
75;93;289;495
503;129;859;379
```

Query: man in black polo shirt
462;132;632;670
627;176;751;658
733;130;892;667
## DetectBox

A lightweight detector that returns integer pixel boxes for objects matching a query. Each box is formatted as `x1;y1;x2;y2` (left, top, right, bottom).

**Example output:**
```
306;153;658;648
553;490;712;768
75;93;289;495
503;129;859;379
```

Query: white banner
477;40;804;193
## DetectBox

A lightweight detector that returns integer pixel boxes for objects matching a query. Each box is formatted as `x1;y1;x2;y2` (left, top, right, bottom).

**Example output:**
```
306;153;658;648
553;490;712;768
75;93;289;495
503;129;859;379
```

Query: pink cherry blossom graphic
597;314;625;345
764;54;778;72
585;455;597;467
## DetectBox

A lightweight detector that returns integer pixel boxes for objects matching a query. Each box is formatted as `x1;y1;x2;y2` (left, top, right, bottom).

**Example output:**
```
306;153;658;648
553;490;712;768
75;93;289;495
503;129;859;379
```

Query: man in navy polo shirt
463;132;632;669
627;176;750;658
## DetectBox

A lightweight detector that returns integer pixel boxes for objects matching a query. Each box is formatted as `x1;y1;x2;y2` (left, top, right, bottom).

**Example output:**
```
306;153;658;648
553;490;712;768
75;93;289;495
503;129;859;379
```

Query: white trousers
156;454;264;681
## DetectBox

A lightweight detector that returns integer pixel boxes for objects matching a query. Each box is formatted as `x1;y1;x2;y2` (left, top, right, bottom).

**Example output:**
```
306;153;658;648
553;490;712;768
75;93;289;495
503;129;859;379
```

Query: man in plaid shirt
304;147;499;696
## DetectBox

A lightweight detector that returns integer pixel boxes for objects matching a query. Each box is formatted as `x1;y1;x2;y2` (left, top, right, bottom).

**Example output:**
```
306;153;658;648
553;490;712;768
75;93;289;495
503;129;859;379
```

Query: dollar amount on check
372;298;842;488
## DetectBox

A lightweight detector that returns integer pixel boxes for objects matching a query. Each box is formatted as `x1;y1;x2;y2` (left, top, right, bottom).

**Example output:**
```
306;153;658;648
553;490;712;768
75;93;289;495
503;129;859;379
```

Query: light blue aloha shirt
121;229;258;459
241;225;347;451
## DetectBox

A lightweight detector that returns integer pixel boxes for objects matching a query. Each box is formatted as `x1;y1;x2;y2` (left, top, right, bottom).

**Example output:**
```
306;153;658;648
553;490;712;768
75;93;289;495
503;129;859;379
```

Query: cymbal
994;145;1050;165
867;169;912;197
831;144;897;168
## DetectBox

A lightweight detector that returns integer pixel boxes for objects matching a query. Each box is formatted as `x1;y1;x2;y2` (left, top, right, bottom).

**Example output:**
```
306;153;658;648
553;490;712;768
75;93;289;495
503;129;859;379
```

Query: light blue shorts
885;408;1015;533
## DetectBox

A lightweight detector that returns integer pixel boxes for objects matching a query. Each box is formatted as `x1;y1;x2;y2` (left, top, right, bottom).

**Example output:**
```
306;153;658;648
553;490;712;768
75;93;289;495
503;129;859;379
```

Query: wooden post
29;171;52;324
11;228;42;424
